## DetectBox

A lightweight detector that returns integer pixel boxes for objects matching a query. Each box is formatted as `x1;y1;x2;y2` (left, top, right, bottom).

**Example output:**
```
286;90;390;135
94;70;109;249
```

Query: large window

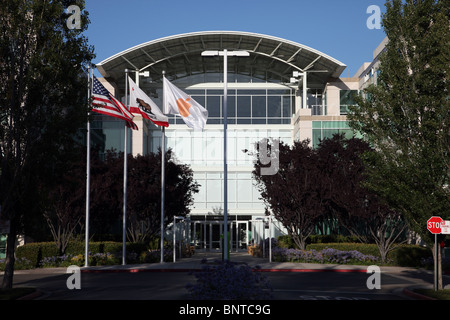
91;115;132;158
340;90;358;115
312;121;355;148
183;88;294;125
192;172;265;210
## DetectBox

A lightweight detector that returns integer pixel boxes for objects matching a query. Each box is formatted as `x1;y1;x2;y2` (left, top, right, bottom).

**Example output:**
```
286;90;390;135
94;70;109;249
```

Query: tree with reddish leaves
125;149;199;243
253;135;406;262
42;148;199;252
252;139;326;250
318;134;407;263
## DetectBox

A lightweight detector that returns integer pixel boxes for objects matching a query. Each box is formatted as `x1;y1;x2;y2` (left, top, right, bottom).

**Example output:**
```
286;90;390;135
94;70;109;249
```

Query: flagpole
223;50;229;261
161;71;166;264
85;64;91;267
122;69;129;265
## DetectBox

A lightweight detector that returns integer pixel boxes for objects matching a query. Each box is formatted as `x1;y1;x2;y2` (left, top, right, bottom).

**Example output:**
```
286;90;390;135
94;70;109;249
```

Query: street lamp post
201;50;249;261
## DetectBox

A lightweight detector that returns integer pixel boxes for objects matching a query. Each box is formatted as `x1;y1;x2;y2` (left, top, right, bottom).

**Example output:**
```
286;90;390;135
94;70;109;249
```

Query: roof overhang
96;31;347;92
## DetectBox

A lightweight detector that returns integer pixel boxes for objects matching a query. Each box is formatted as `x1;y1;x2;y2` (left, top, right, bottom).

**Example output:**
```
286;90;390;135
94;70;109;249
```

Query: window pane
207;96;221;117
282;96;291;117
267;96;282;117
226;95;236;117
268;89;289;95
237;96;251;117
340;90;357;105
312;121;322;129
192;96;205;107
312;129;322;148
323;129;338;140
252;96;266;118
252;118;266;124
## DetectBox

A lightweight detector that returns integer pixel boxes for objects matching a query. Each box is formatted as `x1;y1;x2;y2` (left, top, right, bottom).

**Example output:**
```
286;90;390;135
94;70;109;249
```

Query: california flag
128;77;169;128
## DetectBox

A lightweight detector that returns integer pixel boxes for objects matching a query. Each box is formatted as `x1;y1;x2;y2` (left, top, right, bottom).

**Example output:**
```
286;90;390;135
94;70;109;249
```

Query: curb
81;268;197;273
402;288;437;300
16;289;42;300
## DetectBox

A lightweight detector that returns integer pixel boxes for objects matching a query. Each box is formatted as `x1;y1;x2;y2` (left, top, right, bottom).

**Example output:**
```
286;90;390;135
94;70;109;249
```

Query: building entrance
170;215;275;261
191;220;250;252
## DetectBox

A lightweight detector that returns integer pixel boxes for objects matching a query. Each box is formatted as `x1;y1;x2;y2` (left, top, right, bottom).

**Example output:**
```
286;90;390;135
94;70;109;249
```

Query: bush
16;242;59;268
272;246;379;265
307;243;380;257
276;235;298;249
0;257;35;271
309;234;359;244
15;241;150;268
390;244;432;267
186;261;273;300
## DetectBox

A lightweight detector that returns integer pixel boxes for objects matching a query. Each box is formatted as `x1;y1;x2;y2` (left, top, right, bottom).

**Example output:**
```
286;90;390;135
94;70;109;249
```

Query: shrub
420;256;450;271
16;242;59;268
276;235;298;249
16;241;150;268
89;252;119;266
139;246;174;263
272;246;379;265
389;245;432;267
186;262;273;300
307;243;380;257
0;257;35;271
40;254;74;268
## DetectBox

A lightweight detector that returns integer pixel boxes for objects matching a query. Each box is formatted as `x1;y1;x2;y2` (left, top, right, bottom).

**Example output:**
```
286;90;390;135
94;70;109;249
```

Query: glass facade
149;127;292;212
0;234;6;258
312;121;354;148
91;115;132;157
339;90;358;115
92;70;366;221
142;87;295;125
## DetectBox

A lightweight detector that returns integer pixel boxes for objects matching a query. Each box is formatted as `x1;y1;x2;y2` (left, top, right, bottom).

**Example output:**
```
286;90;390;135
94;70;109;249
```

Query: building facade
91;31;386;249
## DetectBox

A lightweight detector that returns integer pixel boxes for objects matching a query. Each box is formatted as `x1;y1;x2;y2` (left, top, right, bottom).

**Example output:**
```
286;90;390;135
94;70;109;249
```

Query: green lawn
414;289;450;300
0;287;36;300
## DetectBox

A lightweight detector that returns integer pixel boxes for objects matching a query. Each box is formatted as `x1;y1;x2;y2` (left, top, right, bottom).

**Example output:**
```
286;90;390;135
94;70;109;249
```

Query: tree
317;135;407;264
125;149;200;243
252;139;326;250
0;0;94;288
348;0;449;288
43;160;85;255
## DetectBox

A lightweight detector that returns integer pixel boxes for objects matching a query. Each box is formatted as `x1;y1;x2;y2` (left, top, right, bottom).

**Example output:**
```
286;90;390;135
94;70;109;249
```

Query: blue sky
85;0;387;78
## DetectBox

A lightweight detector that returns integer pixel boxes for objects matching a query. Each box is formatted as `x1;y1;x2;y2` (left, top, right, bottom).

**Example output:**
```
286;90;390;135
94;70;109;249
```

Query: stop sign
427;216;443;234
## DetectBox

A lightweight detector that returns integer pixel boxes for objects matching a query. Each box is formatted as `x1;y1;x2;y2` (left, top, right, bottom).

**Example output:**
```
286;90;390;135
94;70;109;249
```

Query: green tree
0;0;94;288
348;0;449;288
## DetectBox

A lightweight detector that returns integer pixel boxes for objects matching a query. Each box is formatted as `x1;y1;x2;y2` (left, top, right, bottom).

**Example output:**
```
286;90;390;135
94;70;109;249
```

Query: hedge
276;235;433;267
306;243;432;267
16;241;148;268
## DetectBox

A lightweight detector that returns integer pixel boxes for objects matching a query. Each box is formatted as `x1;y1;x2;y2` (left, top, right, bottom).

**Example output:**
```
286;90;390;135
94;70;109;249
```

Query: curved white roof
97;31;346;88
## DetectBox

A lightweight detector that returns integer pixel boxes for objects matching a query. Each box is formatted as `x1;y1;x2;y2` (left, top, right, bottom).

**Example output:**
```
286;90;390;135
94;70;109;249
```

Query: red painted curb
254;268;367;273
81;268;196;273
402;288;437;300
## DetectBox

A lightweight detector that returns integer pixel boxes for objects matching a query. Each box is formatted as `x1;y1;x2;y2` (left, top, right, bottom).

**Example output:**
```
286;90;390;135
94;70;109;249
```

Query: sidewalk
79;250;420;274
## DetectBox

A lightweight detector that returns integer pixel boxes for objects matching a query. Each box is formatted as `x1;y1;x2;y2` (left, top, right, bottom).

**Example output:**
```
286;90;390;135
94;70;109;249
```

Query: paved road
5;252;445;320
12;271;414;300
6;251;446;301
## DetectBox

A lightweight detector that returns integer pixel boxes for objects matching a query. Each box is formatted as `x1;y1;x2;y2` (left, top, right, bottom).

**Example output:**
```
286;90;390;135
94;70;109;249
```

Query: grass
0;287;37;300
414;289;450;300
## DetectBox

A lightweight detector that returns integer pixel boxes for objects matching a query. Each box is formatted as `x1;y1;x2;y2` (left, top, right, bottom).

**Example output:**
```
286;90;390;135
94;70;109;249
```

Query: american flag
91;76;138;130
